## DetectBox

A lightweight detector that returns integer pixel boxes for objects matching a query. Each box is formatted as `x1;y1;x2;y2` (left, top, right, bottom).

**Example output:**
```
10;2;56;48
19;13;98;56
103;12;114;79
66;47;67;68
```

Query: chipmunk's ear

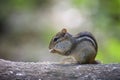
61;28;67;34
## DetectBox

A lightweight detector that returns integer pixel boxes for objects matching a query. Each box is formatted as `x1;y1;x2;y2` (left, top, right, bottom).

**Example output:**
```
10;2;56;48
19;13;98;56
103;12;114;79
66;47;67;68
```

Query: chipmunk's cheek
54;40;72;54
54;44;63;53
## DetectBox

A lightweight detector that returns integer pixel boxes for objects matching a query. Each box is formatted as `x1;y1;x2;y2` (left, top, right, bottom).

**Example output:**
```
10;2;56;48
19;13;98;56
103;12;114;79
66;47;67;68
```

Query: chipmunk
49;28;98;64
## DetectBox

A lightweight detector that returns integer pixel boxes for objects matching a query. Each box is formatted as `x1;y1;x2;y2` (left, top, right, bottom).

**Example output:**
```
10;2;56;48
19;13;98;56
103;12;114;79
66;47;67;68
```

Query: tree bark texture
0;59;120;80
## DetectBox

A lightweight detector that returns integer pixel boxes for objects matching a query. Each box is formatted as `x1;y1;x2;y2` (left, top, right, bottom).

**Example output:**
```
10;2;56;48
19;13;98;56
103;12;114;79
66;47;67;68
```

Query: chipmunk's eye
53;37;59;42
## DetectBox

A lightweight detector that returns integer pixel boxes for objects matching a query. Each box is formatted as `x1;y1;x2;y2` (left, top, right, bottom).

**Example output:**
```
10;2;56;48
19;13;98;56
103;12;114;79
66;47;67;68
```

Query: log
0;59;120;80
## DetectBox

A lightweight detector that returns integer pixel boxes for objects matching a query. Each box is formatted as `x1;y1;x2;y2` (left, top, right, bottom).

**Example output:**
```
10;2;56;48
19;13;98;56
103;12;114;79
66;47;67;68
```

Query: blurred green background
0;0;120;63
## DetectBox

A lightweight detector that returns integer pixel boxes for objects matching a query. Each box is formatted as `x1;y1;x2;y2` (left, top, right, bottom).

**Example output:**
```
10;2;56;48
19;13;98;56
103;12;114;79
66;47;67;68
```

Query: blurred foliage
97;39;120;63
0;0;54;61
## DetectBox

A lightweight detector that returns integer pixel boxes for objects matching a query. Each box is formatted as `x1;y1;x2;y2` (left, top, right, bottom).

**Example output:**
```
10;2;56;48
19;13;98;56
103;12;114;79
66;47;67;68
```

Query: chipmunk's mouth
49;49;61;53
49;49;55;53
49;49;57;53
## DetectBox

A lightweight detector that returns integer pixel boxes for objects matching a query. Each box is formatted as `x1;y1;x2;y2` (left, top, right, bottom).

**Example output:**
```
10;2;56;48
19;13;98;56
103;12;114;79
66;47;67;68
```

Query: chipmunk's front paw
60;57;77;64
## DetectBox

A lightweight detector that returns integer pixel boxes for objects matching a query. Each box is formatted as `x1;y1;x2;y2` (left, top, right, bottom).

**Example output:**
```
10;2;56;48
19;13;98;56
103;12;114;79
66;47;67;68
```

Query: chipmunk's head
49;28;72;55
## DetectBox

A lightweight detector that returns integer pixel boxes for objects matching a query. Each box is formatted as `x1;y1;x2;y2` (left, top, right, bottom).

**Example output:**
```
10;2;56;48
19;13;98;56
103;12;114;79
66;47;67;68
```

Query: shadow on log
0;59;120;80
